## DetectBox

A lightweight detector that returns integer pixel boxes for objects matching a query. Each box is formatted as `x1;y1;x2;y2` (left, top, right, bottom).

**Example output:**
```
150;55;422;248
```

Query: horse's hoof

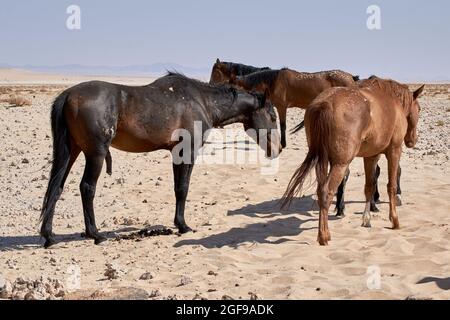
44;238;56;249
178;225;193;234
361;218;372;228
396;195;402;206
391;220;400;230
336;212;345;219
370;204;380;212
94;236;108;245
317;232;330;245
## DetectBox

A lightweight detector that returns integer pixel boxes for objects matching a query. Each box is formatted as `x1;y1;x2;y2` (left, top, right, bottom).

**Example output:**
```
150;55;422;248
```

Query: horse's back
306;87;372;160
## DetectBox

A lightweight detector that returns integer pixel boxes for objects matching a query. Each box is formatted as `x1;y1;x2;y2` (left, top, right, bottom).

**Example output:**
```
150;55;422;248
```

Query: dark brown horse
209;59;270;85
282;77;424;245
40;72;281;248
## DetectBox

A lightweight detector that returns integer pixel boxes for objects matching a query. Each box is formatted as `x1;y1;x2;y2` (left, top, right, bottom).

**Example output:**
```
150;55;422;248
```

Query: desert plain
0;69;449;300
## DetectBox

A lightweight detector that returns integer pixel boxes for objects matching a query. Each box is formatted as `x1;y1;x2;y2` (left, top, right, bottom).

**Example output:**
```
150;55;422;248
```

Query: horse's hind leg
317;164;349;245
335;168;350;218
41;145;81;248
80;152;107;245
105;150;113;176
386;148;402;229
362;155;381;227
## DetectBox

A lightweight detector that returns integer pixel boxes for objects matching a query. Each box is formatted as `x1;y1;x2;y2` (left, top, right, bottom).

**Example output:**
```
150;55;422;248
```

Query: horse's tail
291;121;305;134
353;75;360;82
281;102;332;209
40;92;71;230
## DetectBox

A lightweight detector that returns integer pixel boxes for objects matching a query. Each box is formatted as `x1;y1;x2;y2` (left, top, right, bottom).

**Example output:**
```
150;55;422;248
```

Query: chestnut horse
229;68;359;148
40;72;281;248
209;58;270;85
282;77;424;245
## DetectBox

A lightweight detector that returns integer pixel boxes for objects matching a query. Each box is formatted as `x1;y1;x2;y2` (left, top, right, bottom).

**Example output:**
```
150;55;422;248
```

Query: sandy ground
0;70;449;300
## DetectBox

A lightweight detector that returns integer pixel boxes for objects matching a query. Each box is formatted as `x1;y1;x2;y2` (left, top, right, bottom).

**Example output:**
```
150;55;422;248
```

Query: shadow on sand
174;196;327;249
0;227;138;251
175;216;315;249
226;195;317;219
417;277;450;290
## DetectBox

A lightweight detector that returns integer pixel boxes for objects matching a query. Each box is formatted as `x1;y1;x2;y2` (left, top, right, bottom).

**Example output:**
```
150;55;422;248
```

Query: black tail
353;75;360;82
291;121;305;134
40;92;71;232
281;102;332;209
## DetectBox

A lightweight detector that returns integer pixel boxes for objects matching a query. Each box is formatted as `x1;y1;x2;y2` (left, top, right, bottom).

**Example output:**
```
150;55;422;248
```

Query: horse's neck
208;94;251;127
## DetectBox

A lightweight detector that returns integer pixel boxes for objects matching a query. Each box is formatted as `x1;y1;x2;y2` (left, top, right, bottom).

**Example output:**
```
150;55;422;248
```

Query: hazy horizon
1;1;449;81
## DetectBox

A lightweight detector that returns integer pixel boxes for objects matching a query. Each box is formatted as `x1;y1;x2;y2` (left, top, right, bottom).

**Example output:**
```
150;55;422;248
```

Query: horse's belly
356;139;388;158
111;131;171;153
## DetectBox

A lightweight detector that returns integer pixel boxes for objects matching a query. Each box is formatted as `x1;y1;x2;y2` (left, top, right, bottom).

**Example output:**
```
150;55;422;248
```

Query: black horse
209;58;270;84
40;72;282;248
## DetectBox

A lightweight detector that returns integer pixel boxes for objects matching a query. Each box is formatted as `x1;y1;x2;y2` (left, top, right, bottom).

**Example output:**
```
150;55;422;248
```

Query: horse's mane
359;76;413;111
219;61;270;75
239;69;284;88
164;71;238;96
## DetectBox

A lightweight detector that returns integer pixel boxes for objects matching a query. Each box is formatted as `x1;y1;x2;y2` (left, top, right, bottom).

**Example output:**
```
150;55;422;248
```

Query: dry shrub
0;87;12;95
1;95;32;107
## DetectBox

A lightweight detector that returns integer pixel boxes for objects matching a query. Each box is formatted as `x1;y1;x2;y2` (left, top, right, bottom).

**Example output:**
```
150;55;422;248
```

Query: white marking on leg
362;201;372;228
396;194;402;206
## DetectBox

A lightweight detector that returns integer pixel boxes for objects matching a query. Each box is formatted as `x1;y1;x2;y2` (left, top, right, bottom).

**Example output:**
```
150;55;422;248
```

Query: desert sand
0;69;449;300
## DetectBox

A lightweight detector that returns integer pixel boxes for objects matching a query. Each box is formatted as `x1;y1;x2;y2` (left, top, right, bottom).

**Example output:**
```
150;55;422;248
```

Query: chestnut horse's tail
40;92;71;229
281;102;333;209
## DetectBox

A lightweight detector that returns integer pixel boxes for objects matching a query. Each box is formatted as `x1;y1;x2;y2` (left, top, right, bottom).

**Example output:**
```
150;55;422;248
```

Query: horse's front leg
172;163;195;233
386;148;402;229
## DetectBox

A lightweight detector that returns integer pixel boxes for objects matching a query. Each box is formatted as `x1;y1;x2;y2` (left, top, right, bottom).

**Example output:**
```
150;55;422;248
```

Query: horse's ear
413;85;425;100
216;58;220;64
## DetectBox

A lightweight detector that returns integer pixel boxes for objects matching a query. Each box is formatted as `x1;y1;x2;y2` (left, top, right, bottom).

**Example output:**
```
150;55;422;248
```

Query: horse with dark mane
230;68;394;217
282;76;424;245
40;72;281;248
209;58;270;85
229;68;359;149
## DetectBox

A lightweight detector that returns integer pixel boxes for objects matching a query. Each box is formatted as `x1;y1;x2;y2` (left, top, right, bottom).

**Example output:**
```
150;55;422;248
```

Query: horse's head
229;74;249;90
405;85;425;148
229;72;272;95
210;59;233;84
240;90;282;159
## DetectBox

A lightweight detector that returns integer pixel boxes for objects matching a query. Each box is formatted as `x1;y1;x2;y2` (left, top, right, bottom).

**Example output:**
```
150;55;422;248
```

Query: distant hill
0;63;211;78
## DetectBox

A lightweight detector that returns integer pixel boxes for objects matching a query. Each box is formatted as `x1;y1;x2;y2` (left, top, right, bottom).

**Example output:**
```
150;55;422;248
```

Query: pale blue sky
0;0;449;80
